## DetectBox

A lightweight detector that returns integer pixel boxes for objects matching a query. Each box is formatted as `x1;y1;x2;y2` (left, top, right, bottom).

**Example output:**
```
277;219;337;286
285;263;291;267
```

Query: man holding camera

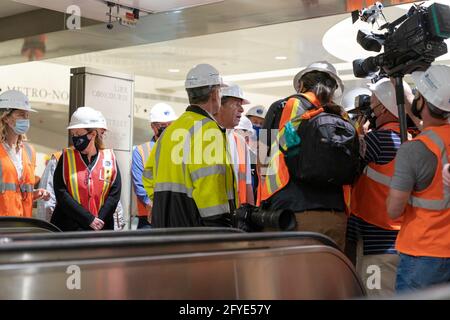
387;65;450;292
349;78;413;297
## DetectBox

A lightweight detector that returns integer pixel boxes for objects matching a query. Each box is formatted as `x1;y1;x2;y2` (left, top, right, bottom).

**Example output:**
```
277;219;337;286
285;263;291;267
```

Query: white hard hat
234;115;255;135
293;61;344;95
150;103;177;122
411;65;450;113
341;87;372;112
0;90;36;112
185;63;223;89
221;84;250;104
368;78;413;118
67;107;108;130
246;105;267;119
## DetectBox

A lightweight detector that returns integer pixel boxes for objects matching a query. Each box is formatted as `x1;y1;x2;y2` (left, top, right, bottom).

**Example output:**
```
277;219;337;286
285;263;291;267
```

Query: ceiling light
168;69;180;73
275;56;287;60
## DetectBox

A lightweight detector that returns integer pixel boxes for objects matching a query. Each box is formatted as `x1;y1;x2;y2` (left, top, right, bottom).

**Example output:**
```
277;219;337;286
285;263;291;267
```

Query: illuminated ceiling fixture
275;56;287;60
168;69;180;73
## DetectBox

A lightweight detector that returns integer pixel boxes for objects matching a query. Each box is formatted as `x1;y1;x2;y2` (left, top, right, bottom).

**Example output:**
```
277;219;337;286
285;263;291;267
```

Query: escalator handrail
4;227;244;241
0;231;339;252
0;217;61;233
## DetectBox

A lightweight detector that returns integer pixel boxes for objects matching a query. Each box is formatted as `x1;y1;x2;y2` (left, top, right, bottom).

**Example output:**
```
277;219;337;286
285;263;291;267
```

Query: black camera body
353;2;450;78
232;204;296;232
347;94;376;130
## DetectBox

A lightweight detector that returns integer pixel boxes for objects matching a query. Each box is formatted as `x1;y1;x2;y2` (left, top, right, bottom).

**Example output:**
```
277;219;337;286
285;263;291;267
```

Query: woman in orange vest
0;90;50;217
259;61;348;250
51;107;121;231
387;65;450;292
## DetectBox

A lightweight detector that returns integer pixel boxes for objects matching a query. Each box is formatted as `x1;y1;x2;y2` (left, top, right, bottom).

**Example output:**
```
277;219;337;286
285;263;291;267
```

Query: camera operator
348;78;413;297
387;65;450;292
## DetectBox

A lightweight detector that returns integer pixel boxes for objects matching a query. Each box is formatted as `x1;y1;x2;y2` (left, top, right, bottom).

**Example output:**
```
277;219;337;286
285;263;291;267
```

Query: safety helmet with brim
368;78;413;118
411;65;450;113
0;90;37;112
185;64;224;89
150;103;177;122
67;106;108;130
293;61;344;96
221;84;250;105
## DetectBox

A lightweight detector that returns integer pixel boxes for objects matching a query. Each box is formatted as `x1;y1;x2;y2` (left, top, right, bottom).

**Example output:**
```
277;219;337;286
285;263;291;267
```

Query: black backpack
262;94;308;157
284;111;360;187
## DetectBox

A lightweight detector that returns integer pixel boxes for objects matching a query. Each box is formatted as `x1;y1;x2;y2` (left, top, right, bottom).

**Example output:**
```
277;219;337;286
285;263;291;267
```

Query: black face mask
411;98;423;120
72;133;92;152
156;126;167;138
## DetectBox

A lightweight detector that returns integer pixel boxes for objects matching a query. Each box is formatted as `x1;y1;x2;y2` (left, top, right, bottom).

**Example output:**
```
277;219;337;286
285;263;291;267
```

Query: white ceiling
50;4;433;99
13;0;224;21
50;12;346;98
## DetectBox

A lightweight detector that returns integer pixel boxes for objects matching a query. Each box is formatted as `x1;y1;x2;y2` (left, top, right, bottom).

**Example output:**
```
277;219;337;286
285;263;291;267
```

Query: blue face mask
12;119;30;135
253;125;261;139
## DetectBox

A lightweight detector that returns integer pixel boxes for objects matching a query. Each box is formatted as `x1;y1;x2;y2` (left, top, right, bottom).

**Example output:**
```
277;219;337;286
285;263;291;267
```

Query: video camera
353;2;450;78
232;204;296;232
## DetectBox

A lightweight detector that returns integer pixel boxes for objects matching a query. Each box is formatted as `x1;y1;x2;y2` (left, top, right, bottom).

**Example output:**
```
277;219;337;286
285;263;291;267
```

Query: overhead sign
84;72;133;151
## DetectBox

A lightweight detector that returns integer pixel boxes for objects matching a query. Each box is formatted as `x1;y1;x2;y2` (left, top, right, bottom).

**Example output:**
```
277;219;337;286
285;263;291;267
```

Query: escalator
0;217;61;234
0;230;365;299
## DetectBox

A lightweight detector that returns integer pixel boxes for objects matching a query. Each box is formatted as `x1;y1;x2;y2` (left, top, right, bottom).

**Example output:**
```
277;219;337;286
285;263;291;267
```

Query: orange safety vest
350;122;403;230
232;132;249;206
135;141;154;217
257;92;322;204
62;147;117;216
0;142;35;217
395;124;450;257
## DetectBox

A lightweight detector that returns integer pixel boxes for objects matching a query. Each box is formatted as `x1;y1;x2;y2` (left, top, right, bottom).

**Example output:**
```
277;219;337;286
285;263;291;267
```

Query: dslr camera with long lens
232;204;296;232
353;2;450;78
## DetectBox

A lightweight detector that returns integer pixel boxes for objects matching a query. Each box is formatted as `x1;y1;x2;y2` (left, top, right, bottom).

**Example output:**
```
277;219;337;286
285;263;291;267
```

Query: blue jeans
137;217;152;229
396;253;450;293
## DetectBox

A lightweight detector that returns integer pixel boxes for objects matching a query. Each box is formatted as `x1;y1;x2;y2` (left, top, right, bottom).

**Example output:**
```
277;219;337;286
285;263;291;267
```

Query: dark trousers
137;217;152;229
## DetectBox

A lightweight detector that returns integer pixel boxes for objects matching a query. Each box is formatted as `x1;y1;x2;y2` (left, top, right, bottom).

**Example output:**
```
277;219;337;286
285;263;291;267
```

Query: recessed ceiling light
168;69;180;73
275;56;287;60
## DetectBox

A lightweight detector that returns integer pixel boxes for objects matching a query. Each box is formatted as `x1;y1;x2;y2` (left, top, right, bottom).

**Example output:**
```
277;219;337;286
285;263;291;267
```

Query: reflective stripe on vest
63;148;117;216
99;149;115;208
258;93;322;204
350;122;403;230
23;143;33;165
135;141;154;216
137;141;153;166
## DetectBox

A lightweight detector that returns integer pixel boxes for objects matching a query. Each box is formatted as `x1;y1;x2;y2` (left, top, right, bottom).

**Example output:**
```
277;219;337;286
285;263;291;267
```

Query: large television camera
232;204;296;232
353;2;450;78
352;2;450;143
